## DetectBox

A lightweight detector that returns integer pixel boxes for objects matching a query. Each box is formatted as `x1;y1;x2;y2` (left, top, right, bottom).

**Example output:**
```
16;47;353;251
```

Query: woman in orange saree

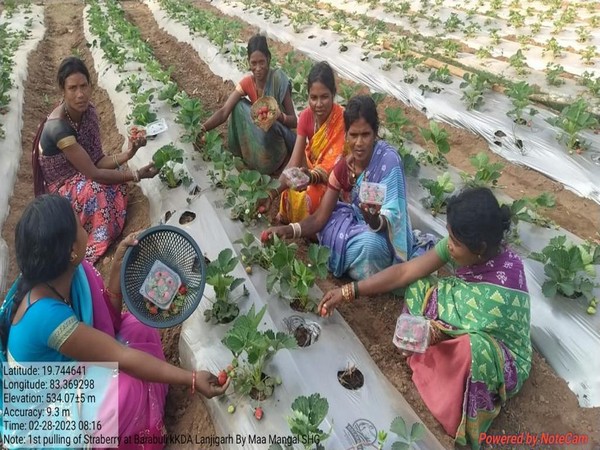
267;62;345;223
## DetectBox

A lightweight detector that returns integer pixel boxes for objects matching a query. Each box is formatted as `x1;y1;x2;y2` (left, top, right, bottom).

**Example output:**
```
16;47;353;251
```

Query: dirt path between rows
123;2;600;448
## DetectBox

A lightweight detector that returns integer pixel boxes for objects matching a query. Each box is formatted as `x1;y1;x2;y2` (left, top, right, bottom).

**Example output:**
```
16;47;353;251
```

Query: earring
477;254;482;260
71;253;78;262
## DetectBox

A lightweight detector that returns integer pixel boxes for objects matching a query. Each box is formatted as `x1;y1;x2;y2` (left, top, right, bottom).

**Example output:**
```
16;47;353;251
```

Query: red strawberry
217;370;228;386
254;407;263;420
320;306;328;317
148;306;158;315
178;285;188;295
260;230;271;244
258;205;266;213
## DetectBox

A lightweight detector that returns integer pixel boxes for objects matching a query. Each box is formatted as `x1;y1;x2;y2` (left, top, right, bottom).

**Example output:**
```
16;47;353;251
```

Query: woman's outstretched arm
319;247;446;316
202;90;243;132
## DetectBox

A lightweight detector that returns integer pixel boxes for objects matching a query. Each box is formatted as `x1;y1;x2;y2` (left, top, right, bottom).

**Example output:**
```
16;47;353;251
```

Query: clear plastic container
359;182;387;205
392;313;430;353
283;167;310;189
139;260;182;310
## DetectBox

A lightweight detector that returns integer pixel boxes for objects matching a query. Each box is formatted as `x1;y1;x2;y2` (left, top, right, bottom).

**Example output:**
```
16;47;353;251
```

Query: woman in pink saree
0;195;228;449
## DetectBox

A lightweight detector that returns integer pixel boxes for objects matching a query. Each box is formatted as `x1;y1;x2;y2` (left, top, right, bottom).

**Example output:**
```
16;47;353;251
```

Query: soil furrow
121;1;600;447
1;0;150;293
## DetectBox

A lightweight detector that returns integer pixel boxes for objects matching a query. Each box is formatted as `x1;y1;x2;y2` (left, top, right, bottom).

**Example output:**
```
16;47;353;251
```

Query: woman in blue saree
201;34;297;174
266;95;425;280
0;195;229;448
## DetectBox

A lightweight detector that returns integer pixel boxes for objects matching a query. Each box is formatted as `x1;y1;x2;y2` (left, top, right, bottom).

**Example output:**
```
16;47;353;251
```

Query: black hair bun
500;204;512;232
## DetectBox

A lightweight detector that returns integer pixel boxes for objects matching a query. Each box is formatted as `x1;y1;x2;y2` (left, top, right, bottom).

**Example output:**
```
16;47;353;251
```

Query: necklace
348;159;363;186
63;104;80;132
45;282;70;306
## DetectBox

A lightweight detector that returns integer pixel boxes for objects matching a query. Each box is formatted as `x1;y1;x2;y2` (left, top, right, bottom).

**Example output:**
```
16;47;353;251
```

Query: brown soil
2;1;599;450
294;325;311;347
337;365;365;390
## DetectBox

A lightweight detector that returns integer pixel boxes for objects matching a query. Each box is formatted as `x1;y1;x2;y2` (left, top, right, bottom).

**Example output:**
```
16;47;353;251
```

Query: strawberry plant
266;237;330;313
224;171;279;224
207;149;241;188
576;26;591;43
545;63;565;86
428;66;453;85
376;417;426;449
509;192;556;228
419;121;450;167
158;81;180;107
336;82;360;107
234;232;273;271
460;152;503;189
128;103;157;126
420;172;455;216
383;107;418;175
508;50;529;76
443;13;463;32
287;394;331;449
199;130;223;160
546;98;598;153
175;92;206;144
506;81;535;124
222;305;297;400
579;45;597;66
204;248;246;324
459;73;490;111
530;236;599;312
152;144;191;188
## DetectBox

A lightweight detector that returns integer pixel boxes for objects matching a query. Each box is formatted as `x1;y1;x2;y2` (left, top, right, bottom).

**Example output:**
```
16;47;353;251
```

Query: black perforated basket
120;225;206;328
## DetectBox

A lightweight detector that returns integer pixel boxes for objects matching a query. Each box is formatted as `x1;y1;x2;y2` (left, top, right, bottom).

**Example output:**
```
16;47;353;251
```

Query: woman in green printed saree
319;188;532;449
201;34;297;174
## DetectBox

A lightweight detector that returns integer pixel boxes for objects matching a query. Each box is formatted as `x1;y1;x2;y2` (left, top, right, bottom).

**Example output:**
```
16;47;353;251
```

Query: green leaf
230;278;245;293
558;281;575;297
410;422;426;442
390;417;408;439
391;442;411;450
541;280;557;298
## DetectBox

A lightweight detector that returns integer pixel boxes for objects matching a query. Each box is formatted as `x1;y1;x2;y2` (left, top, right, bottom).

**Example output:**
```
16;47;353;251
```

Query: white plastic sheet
211;0;600;204
319;0;600;81
0;6;45;295
176;193;444;450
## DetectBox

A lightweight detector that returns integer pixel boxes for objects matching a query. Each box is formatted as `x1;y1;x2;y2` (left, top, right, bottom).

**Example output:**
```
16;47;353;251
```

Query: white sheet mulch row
0;6;45;296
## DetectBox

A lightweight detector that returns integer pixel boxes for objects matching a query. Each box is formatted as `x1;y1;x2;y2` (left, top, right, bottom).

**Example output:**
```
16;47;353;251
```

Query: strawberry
217;370;228;386
258;205;267;213
320;306;328;317
254;407;263;420
178;285;188;295
260;230;271;244
148;306;158;315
